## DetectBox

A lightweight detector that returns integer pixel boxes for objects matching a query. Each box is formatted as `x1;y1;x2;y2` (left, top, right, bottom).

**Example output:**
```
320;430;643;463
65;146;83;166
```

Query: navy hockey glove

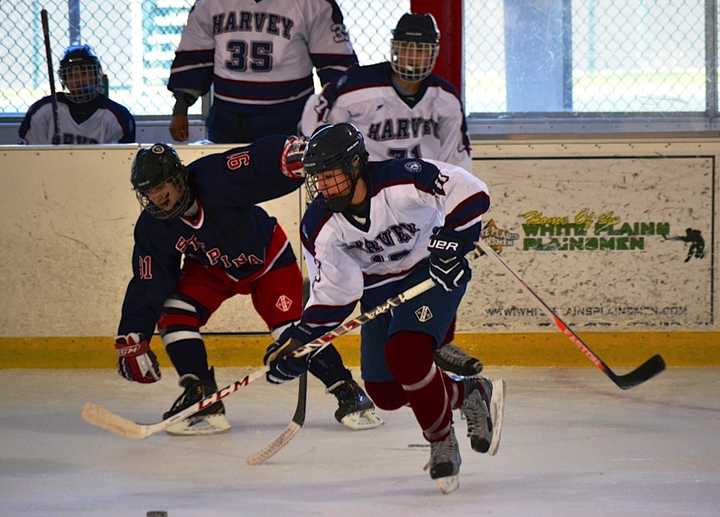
280;136;307;179
115;333;161;384
427;228;473;292
263;327;311;385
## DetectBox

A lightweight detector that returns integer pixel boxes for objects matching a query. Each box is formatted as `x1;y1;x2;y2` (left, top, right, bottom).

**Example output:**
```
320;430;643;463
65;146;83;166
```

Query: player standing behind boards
167;0;358;143
263;123;505;493
116;134;381;435
300;13;481;376
19;44;135;145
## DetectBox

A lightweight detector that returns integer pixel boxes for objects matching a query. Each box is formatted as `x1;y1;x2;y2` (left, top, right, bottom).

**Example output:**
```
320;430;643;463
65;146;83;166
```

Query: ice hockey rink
1;366;718;517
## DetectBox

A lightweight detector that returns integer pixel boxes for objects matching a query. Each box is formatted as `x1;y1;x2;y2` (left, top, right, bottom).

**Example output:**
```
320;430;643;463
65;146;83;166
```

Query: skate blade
487;379;505;456
166;414;231;436
435;475;459;494
340;408;384;430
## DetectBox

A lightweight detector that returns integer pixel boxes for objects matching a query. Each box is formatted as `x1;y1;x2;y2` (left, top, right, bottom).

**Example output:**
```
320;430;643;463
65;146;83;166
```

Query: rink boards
0;138;718;367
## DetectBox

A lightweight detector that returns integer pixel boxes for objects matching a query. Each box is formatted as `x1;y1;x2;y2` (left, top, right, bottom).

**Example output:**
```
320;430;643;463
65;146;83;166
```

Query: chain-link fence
0;0;409;117
3;1;716;118
464;0;711;113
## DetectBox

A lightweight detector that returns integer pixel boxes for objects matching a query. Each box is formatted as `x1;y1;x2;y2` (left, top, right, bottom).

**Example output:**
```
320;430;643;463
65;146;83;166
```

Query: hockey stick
81;372;265;439
40;9;60;145
476;240;666;390
246;372;307;465
81;246;479;441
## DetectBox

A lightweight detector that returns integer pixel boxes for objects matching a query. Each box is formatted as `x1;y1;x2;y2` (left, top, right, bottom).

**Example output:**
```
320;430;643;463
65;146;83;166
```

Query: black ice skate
328;379;383;430
434;342;483;376
423;426;462;494
461;376;505;455
164;367;230;435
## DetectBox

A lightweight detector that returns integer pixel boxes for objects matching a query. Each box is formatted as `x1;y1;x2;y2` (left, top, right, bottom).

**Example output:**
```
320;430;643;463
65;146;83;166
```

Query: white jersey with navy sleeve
300;62;472;170
19;93;135;144
297;158;489;336
168;0;358;106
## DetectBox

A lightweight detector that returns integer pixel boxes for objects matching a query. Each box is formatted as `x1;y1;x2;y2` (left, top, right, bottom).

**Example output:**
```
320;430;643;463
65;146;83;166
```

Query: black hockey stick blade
611;354;666;390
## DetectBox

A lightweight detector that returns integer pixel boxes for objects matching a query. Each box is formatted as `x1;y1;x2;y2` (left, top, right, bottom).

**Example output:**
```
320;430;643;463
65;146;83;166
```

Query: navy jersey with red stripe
118;134;303;338
296;158;490;340
167;0;358;108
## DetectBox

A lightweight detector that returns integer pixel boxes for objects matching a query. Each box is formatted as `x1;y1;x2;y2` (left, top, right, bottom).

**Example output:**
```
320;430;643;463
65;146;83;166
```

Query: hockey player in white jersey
263;123;505;493
301;13;481;376
19;44;135;145
167;0;358;143
301;12;471;169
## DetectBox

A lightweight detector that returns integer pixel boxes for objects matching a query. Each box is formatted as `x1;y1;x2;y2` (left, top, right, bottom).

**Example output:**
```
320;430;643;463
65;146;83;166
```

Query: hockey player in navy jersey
19;44;135;145
116;134;381;435
167;0;358;144
263;123;505;493
301;13;481;376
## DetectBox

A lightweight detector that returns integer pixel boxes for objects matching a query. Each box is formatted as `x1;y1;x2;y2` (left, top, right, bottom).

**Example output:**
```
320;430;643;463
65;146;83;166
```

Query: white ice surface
1;367;718;517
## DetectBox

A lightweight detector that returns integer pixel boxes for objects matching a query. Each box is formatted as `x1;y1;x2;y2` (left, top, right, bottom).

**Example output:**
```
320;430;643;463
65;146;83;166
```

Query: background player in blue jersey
263;123;505;493
19;44;135;145
167;0;358;144
301;13;481;376
116;134;380;434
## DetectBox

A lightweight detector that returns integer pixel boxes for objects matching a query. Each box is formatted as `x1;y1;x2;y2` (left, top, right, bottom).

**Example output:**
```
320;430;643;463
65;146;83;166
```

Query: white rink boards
0;137;717;337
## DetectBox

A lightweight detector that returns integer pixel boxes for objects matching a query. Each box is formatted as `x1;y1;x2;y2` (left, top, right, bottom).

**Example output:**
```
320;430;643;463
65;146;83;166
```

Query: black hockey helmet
58;44;103;103
131;143;193;219
390;13;440;81
303;123;369;212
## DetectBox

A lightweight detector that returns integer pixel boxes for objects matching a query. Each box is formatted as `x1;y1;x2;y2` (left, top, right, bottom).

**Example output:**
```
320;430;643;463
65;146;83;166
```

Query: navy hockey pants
359;264;467;382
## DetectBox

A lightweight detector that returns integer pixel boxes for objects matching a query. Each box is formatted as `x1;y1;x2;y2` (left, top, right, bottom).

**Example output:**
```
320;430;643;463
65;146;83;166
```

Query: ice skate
434;342;483;376
328;379;383;430
164;367;230;436
423;427;461;494
461;376;505;455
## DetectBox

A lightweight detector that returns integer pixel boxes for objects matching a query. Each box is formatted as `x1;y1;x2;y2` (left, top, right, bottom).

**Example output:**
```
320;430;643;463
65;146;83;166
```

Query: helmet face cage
390;39;439;81
59;45;103;103
131;144;192;219
305;157;357;208
303;123;369;212
389;13;440;82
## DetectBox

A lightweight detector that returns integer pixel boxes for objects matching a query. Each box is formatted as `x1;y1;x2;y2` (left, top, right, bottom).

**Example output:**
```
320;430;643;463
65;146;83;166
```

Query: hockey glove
280;136;307;180
115;333;161;384
427;228;473;292
263;326;313;384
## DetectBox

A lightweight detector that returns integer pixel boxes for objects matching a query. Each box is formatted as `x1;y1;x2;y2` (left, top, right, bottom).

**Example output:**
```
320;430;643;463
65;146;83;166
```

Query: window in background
464;0;713;127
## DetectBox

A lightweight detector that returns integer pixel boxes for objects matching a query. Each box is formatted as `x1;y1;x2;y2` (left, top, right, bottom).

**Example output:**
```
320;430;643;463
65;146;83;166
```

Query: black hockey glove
427;228;473;292
263;326;311;385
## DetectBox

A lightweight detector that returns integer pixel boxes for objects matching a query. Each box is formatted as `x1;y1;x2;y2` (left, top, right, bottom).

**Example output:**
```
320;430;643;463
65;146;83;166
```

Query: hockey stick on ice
81;372;266;439
81;262;447;440
476;240;666;389
82;244;483;442
246;372;307;465
40;9;60;145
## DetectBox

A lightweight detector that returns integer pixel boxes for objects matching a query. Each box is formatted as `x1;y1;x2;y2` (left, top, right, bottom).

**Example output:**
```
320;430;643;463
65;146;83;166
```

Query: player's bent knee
364;380;407;410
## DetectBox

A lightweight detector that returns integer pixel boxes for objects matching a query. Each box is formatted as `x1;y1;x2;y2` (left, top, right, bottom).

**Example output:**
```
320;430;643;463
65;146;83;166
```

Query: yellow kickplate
0;332;718;368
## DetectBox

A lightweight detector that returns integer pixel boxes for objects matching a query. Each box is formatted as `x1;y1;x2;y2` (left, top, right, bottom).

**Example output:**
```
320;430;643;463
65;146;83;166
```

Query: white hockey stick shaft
83;241;485;441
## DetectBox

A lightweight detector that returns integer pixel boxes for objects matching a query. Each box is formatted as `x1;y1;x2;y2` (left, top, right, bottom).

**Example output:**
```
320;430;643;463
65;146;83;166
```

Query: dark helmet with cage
390;13;440;82
130;143;193;219
302;123;369;212
58;44;103;103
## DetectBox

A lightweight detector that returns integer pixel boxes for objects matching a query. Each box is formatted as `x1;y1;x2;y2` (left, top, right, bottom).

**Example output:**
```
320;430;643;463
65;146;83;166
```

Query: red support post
410;0;463;96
